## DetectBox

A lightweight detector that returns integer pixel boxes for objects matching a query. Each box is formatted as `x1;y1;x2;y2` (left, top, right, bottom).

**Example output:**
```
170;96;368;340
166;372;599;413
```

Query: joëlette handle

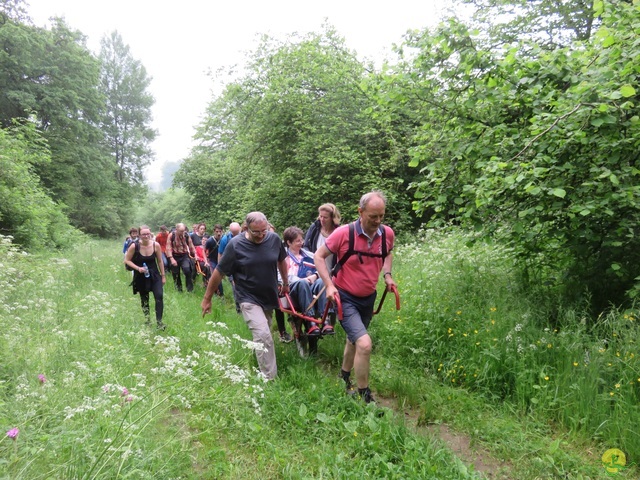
323;291;343;321
374;284;400;315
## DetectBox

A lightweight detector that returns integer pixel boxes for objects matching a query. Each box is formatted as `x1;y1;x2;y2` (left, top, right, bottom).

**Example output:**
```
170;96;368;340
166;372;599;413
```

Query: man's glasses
249;229;268;236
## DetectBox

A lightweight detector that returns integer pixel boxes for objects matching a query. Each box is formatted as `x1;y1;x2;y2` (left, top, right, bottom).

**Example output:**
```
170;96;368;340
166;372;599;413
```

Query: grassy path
0;238;631;478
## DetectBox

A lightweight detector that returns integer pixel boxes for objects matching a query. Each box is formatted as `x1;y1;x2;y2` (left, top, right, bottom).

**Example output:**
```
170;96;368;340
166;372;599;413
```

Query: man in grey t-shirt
201;212;288;380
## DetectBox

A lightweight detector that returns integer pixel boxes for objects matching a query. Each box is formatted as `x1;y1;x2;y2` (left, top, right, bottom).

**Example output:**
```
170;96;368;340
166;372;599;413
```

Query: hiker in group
283;226;331;336
155;225;170;268
166;222;197;292
314;191;396;404
303;203;342;329
204;224;224;297
218;221;243;311
190;223;206;247
195;234;211;287
189;223;206;283
123;227;139;254
217;222;242;261
201;212;288;381
124;225;167;330
304;203;341;271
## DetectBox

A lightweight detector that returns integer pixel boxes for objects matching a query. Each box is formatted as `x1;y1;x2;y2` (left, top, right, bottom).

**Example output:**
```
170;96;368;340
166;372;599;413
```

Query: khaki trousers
239;302;277;380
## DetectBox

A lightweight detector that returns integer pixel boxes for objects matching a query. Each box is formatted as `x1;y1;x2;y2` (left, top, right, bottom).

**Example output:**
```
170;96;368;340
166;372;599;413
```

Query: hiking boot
340;370;357;396
358;387;375;404
345;380;357;396
279;332;293;343
156;322;166;331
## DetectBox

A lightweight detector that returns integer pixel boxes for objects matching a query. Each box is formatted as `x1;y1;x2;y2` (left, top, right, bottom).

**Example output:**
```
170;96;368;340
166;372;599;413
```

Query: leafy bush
0;123;78;249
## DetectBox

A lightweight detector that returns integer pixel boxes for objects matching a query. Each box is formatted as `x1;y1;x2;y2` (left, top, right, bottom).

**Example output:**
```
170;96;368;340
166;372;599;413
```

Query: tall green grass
0;235;483;479
1;230;635;478
375;227;640;464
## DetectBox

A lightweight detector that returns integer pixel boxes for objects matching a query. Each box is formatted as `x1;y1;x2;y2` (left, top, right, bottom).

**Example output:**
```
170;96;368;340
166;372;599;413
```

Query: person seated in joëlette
283;226;333;336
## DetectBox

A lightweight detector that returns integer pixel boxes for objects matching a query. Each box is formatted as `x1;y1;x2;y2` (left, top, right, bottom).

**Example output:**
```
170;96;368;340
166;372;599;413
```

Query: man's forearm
382;253;393;274
314;250;333;288
166;236;173;257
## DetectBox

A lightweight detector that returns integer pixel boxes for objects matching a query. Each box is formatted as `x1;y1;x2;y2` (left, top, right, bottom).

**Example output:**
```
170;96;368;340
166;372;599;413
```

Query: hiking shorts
337;289;376;344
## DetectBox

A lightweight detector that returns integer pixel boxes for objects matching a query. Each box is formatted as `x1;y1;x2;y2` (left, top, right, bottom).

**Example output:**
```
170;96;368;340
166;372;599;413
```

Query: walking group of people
122;222;224;328
123;190;397;404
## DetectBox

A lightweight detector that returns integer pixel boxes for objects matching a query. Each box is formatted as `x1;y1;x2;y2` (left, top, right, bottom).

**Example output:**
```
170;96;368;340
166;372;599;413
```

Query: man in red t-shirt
315;191;397;404
155;225;169;268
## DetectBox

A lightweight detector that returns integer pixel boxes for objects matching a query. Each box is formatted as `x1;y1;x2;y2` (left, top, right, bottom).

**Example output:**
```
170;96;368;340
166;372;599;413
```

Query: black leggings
140;279;164;322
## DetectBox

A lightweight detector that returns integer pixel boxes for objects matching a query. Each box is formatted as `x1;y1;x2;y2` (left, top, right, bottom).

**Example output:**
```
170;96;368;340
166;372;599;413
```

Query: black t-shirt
190;232;203;247
217;232;286;309
204;236;220;262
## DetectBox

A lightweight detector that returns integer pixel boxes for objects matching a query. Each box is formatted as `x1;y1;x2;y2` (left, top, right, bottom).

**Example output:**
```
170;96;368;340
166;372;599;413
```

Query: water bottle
142;262;150;278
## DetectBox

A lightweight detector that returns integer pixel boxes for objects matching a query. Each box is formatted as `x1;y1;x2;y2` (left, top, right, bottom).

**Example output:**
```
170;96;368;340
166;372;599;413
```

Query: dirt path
374;395;512;479
314;356;511;478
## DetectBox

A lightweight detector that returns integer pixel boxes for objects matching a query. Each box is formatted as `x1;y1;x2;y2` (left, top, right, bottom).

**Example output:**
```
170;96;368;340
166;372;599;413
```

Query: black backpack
124;240;140;271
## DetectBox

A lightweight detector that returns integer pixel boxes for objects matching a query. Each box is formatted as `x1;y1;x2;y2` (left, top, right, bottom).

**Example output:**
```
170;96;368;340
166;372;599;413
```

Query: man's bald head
229;222;241;236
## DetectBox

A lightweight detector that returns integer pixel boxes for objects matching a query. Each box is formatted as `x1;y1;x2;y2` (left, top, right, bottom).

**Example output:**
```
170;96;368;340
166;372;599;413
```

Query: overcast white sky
26;0;450;188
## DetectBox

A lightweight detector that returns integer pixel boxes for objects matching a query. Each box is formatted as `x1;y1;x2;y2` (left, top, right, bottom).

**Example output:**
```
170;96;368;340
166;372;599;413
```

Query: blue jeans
208;260;223;295
290;278;326;317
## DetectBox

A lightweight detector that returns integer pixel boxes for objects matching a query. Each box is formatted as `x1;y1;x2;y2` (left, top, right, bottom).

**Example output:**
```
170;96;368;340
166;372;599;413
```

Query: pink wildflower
38;374;46;384
125;395;133;402
6;428;19;440
121;387;129;397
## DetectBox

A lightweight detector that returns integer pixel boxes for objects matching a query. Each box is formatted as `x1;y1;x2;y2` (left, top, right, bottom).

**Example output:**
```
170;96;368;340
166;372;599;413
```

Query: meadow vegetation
0;232;637;479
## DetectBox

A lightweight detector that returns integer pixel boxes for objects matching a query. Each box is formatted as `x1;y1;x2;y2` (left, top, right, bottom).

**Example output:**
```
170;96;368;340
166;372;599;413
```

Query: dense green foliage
0;123;77;248
174;0;640;313
392;0;640;311
175;26;421;231
377;228;640;461
0;1;155;241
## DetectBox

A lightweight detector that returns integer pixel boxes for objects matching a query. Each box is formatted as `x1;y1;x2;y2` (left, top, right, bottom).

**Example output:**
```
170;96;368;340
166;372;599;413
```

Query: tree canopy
99;31;156;185
2;0;639;313
394;0;640;310
174;0;640;313
176;26;422;231
0;1;156;241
